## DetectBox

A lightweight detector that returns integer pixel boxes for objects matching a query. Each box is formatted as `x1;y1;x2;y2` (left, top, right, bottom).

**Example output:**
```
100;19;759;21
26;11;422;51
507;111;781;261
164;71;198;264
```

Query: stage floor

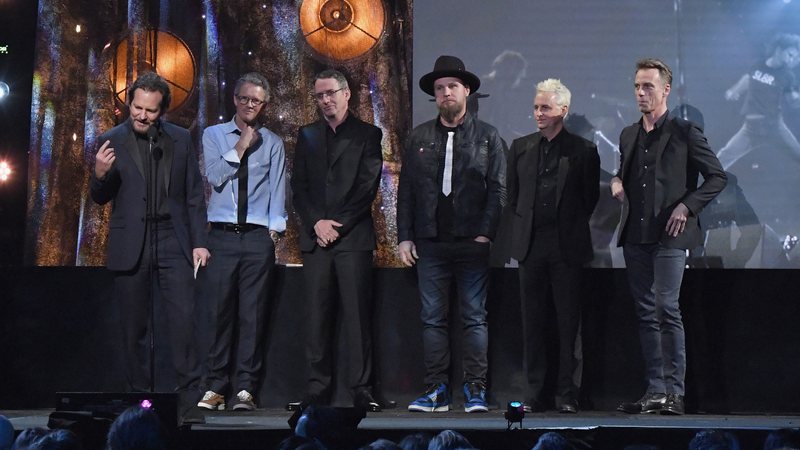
4;408;800;431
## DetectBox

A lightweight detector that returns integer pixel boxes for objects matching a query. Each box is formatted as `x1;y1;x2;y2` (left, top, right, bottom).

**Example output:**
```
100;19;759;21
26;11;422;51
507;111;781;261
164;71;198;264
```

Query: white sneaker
232;390;256;411
197;390;225;410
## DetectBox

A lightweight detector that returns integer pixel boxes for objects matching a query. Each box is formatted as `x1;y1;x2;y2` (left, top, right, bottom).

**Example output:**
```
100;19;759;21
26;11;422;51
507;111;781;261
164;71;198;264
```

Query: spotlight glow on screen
0;81;10;100
0;161;11;182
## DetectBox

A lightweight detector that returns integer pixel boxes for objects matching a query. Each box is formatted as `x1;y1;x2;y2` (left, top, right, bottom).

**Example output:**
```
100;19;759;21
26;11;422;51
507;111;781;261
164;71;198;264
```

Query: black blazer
506;129;600;264
616;114;727;249
90;120;208;271
291;115;383;252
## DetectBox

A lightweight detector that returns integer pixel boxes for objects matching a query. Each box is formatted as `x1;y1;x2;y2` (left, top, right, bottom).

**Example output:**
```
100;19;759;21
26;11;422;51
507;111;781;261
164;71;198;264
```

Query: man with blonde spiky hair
505;78;600;413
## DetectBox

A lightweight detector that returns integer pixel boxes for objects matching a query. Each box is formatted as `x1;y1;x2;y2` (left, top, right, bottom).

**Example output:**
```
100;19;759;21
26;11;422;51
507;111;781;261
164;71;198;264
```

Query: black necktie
234;130;250;225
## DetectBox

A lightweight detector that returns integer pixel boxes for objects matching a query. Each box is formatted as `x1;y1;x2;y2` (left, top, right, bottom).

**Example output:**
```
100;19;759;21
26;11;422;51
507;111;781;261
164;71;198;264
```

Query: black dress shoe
558;399;578;414
354;389;382;412
286;393;321;411
661;393;684;415
523;399;546;413
617;392;666;414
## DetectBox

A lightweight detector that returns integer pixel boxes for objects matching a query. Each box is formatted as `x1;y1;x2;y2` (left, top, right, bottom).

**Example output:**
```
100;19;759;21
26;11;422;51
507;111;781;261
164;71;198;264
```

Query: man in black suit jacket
90;73;209;414
507;79;600;414
290;69;383;412
611;59;726;415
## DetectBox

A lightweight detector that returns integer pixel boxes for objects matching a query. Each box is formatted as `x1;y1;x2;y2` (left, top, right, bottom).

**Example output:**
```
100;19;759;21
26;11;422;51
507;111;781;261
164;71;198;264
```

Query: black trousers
201;227;275;395
113;223;202;394
518;228;581;403
302;246;374;400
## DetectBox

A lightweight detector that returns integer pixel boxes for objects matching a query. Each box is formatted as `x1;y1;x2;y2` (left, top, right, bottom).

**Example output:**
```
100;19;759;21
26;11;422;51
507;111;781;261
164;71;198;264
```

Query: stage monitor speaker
50;392;179;430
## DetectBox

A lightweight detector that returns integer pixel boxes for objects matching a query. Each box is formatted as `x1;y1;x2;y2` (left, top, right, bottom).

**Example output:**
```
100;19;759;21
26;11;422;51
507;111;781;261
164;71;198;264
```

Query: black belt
210;222;266;233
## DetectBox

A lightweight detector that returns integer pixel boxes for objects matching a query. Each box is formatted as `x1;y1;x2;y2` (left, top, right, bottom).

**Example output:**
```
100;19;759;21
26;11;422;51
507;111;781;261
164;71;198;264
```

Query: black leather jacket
397;112;507;242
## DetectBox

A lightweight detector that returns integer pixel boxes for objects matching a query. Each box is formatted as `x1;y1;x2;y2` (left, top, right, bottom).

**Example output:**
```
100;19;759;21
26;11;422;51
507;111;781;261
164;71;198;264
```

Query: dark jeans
201;227;275;394
416;239;490;386
623;243;687;396
519;229;581;402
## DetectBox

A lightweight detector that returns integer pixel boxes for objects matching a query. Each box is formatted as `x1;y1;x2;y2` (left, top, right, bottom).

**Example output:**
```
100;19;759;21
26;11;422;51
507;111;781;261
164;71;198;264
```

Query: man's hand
193;247;211;267
235;126;259;158
610;176;625;203
666;202;690;237
398;240;418;267
270;230;281;243
314;219;342;246
94;140;115;179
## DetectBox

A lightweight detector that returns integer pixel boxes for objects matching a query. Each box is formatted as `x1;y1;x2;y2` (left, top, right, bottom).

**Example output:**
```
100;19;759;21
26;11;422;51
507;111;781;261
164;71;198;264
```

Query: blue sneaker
463;382;488;413
408;383;450;412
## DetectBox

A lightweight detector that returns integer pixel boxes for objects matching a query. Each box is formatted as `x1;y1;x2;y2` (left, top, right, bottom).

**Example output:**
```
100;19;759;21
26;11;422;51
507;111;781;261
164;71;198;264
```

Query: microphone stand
146;126;160;393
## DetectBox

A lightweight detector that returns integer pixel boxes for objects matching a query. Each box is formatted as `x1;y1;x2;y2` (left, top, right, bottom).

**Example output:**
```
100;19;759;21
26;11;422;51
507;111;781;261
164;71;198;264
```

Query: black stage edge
3;409;800;450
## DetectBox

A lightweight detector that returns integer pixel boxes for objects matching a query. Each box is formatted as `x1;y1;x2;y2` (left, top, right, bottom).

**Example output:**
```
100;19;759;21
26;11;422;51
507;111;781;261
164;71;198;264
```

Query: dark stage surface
3;408;800;450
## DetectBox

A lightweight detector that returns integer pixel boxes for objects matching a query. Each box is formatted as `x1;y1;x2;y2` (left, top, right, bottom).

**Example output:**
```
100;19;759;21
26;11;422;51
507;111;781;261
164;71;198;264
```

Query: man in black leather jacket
397;55;506;413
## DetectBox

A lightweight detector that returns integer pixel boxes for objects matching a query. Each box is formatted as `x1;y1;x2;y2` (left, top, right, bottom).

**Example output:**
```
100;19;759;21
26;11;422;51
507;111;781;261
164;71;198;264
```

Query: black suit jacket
617;114;727;249
507;129;600;264
90;120;208;271
291;114;383;252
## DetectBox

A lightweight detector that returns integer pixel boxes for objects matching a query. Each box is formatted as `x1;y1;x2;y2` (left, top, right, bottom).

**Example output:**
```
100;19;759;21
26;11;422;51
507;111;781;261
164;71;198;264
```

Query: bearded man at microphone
90;72;210;423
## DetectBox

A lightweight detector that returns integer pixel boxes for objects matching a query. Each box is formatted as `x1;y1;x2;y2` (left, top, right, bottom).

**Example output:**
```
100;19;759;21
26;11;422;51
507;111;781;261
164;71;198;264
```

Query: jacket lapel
556;147;570;207
619;126;638;179
123;128;145;180
160;127;174;194
519;135;540;210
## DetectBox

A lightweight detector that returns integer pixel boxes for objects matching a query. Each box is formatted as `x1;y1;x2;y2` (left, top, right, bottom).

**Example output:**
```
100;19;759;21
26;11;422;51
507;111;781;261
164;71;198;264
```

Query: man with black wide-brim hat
397;55;507;413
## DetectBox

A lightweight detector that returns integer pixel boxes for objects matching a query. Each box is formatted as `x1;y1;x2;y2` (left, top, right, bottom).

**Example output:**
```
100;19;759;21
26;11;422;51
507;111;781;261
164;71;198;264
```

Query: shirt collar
539;128;566;146
639;110;669;131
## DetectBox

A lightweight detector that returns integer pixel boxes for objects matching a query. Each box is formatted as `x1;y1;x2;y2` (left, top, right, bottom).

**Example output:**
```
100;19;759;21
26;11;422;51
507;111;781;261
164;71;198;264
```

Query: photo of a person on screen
717;33;800;170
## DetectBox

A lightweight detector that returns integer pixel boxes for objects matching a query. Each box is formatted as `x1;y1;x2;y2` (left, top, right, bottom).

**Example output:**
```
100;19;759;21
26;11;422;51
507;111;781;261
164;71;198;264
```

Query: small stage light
504;400;525;430
139;399;153;409
0;81;10;100
0;161;12;182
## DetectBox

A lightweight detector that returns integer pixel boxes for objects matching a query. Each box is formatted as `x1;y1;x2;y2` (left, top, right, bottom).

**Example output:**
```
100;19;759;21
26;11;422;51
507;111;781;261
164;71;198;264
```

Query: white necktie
443;131;454;196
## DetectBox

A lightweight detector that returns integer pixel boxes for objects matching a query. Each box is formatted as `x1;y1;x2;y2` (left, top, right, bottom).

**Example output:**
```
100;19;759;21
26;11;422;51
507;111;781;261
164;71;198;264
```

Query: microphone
146;125;158;143
146;125;163;161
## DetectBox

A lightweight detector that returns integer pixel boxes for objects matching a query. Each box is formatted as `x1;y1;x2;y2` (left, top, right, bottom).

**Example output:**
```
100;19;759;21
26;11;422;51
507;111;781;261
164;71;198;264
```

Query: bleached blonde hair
536;78;571;108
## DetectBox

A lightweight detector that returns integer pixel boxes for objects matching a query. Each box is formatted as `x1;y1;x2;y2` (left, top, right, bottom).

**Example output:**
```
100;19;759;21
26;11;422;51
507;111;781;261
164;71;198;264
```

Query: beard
437;100;466;123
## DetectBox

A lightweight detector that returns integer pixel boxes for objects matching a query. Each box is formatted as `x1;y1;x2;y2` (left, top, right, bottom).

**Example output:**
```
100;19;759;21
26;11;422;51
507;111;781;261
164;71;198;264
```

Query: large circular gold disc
299;0;385;61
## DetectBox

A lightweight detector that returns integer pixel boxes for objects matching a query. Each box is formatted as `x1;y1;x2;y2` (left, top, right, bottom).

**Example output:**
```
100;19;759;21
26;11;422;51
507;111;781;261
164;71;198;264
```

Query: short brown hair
636;58;673;87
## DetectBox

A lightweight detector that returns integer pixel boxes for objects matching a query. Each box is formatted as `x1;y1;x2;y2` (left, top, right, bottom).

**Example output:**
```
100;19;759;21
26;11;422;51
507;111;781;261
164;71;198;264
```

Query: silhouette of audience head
359;438;401;450
689;429;740;450
12;429;80;450
764;428;800;450
105;406;167;450
0;416;14;450
427;430;474;450
12;428;49;450
532;432;575;450
292;406;364;450
398;433;431;450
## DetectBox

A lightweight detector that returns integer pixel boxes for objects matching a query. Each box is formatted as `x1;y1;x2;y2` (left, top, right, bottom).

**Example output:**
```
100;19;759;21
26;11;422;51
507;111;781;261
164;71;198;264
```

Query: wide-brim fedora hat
419;55;481;97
